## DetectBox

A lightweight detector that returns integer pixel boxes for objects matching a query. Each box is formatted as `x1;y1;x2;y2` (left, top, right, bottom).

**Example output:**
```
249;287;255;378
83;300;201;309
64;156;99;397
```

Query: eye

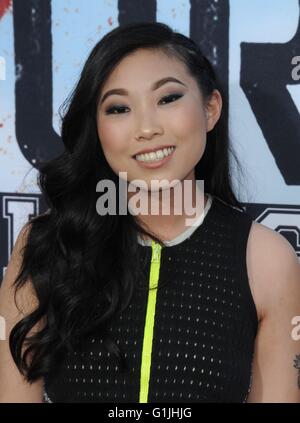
105;105;129;115
158;93;183;105
104;93;183;115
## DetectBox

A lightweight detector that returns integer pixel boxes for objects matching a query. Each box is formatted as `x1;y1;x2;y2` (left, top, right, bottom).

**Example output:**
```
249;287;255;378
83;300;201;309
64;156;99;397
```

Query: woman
0;22;299;403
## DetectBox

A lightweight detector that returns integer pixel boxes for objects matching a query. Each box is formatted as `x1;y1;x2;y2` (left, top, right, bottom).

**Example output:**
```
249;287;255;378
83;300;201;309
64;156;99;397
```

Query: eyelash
104;93;183;115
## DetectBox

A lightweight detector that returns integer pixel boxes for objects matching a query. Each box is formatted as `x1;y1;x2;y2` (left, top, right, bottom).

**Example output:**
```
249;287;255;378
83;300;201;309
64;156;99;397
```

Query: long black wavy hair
10;21;248;383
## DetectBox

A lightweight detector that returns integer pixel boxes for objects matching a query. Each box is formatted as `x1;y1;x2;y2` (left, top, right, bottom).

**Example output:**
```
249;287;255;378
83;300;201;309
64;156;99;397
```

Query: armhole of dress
233;212;259;403
234;212;259;337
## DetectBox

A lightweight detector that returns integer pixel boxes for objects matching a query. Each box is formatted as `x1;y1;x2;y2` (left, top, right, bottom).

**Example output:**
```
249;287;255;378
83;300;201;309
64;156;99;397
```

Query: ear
205;89;222;132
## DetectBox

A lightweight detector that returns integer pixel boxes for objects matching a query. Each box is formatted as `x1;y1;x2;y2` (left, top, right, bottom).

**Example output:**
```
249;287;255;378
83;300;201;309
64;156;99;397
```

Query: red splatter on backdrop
0;0;12;19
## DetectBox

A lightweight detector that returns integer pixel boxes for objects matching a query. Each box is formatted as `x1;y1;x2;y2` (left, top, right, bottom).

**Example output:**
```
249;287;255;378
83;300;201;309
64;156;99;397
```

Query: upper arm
246;222;300;403
0;224;44;403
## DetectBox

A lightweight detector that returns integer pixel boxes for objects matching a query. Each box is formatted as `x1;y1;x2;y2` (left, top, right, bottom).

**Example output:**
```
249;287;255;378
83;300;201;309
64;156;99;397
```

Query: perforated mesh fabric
43;195;258;403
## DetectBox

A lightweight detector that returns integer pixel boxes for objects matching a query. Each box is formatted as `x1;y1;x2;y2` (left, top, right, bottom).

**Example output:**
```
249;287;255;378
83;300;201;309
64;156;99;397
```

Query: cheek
171;101;207;140
171;102;207;170
97;119;129;155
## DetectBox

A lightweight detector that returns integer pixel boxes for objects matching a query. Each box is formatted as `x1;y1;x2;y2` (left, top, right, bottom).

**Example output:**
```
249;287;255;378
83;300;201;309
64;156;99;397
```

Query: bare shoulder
245;221;300;402
1;222;38;312
0;223;44;402
246;221;300;322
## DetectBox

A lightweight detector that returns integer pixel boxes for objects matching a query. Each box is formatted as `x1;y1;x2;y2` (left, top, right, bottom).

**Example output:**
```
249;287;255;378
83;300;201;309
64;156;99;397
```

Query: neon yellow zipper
139;240;162;403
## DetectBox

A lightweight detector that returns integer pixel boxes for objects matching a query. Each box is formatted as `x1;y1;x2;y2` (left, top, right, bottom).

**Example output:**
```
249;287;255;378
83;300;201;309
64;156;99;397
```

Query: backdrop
0;0;300;278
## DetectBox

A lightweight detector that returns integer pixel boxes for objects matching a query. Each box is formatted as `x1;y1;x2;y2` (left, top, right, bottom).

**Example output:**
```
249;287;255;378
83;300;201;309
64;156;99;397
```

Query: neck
128;175;207;242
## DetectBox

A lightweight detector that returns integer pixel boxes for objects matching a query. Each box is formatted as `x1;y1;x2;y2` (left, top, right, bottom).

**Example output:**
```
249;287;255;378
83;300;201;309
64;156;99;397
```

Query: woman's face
96;48;222;190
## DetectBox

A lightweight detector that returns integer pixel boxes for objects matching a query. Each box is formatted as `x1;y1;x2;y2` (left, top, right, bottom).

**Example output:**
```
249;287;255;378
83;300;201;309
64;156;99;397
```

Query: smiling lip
132;145;175;158
133;147;176;169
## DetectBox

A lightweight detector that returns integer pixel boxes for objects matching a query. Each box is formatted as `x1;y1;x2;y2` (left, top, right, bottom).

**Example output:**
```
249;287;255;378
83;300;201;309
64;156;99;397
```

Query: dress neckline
137;193;214;248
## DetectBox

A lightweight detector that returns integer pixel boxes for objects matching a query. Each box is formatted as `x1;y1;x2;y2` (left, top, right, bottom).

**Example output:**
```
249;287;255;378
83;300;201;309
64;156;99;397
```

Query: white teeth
135;146;175;162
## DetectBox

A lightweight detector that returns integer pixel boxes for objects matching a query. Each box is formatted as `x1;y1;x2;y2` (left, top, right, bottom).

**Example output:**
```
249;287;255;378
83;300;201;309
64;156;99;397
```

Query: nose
134;112;164;141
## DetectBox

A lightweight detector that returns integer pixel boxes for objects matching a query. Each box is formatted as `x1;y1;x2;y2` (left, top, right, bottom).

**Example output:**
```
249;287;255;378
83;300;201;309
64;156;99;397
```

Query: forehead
101;48;193;89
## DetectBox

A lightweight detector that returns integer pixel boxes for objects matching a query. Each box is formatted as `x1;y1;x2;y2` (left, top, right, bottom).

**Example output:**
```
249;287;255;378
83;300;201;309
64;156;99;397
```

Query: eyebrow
100;76;186;105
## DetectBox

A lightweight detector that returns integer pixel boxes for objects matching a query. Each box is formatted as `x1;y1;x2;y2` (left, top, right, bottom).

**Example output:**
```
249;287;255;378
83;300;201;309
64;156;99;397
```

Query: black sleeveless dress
43;194;258;403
